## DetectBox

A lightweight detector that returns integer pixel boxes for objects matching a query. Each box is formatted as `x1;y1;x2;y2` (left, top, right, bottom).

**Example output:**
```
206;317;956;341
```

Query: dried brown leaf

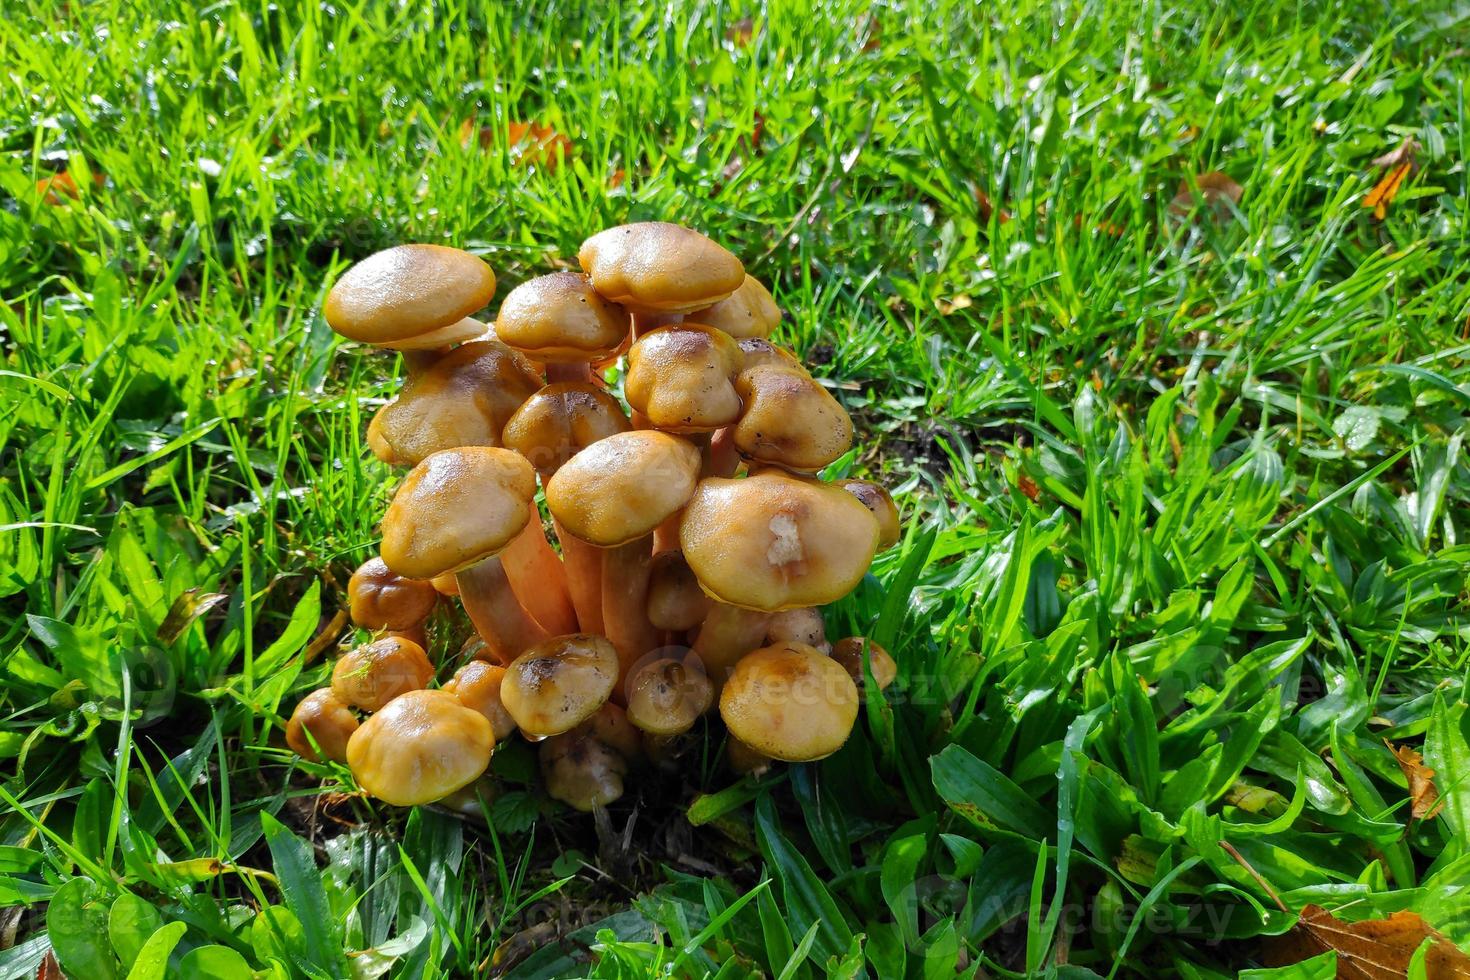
1168;171;1243;222
157;588;230;645
1371;137;1421;170
1386;740;1442;821
1364;161;1412;220
1265;905;1470;979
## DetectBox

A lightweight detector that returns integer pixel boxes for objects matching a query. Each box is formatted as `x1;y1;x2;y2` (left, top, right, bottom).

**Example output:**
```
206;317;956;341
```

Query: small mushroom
366;340;543;467
766;607;829;653
347;690;494;806
286;688;359;763
624;656;713;736
380;447;549;662
324;245;496;371
732;365;853;472
443;660;517;741
737;337;807;374
500;634;620;737
837;480;900;550
831;636;897;693
578;222;745;335
331;635;435;712
348;557;439;633
495;272;630;382
720;642;858;762
546;432;702;672
625;325;744;434
540;731;627;812
680;470;879;681
578;702;643;761
689;275;781;339
646;551;710;633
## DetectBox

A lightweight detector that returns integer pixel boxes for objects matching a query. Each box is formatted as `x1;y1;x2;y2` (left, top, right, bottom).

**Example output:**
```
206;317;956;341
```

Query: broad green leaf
47;877;120;980
1425;694;1470;842
122;921;186;980
754;795;853;963
931;744;1050;836
177;944;254;978
108;892;164;971
261;812;349;976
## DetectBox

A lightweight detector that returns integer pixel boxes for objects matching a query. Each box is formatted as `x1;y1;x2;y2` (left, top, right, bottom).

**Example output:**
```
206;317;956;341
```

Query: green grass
2;0;1468;976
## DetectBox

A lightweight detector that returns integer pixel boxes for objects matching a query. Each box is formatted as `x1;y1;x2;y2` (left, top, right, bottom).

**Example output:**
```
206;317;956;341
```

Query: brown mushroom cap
837;480;900;550
624;325;744;433
578;223;744;314
831;636;897;692
540;732;627;811
348;557;439;631
378;316;490;352
286;688;359;763
501;382;632;477
689;275;781;339
331;636;436;712
766;607;829;652
680;470;879;611
625;657;713;736
500;634;620;736
576;702;643;761
545;431;702;546
443;661;517;741
346;689;494;805
646;550;711;631
380;447;537;580
325;245;496;344
737;338;808;375
733;366;853;471
719;642;858;762
495;272;631;363
726;736;772;777
368;341;542;467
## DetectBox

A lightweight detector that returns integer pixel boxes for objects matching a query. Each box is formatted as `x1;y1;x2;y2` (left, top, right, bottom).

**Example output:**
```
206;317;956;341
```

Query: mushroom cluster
287;223;902;812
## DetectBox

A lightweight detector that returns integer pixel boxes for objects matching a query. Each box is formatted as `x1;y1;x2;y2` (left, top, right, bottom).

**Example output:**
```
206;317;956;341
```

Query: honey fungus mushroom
624;656;713;736
324;244;495;359
720;642;859;762
646;551;710;633
680;469;880;680
379;447;550;663
331;635;435;712
366;340;543;467
443;660;517;741
689;274;781;339
733;365;853;472
578;222;745;334
838;479;901;550
765;607;829;653
286;688;358;763
624;325;744;434
495;272;630;382
500;634;620;737
546;431;701;672
346;690;494;806
540;729;628;812
348;556;439;633
831;636;897;693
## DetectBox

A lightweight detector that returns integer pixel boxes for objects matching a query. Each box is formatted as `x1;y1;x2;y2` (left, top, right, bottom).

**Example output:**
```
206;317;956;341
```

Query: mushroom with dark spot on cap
380;447;549;663
838;479;901;550
546;431;702;674
331;635;435;712
766;607;829;653
624;655;713;736
495;272;631;383
500;634;620;737
689;274;781;340
679;469;879;683
720;641;859;762
540;729;628;812
348;556;439;634
286;688;359;763
646;551;711;634
831;636;897;694
732;365;853;473
578;222;744;337
443;660;517;742
347;689;494;806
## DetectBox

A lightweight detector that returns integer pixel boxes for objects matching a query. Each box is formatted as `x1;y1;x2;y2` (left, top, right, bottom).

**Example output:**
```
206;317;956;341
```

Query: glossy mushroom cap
546;431;702;546
837;480;900;550
346;690;494;806
690;275;781;339
331;635;435;712
501;382;632;477
625;325;745;433
680;470;879;611
576;702;643;760
831;637;897;692
720;642;858;762
286;688;359;763
500;634;620;736
325;245;495;345
495;272;630;363
766;607;829;652
737;338;807;375
646;551;710;631
578;222;744;314
380;447;537;579
367;341;542;467
348;557;439;631
443;660;517;741
625;657;713;736
733;366;853;472
540;731;627;811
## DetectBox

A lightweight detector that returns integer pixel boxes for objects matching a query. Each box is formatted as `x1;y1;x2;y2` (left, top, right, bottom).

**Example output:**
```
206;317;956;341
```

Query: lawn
2;0;1469;977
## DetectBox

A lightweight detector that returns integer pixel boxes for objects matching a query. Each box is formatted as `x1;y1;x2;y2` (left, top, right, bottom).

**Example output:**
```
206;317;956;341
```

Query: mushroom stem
601;534;659;676
631;311;683;340
554;518;604;633
456;556;552;664
708;426;740;477
692;603;773;685
501;519;580;635
545;362;593;383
